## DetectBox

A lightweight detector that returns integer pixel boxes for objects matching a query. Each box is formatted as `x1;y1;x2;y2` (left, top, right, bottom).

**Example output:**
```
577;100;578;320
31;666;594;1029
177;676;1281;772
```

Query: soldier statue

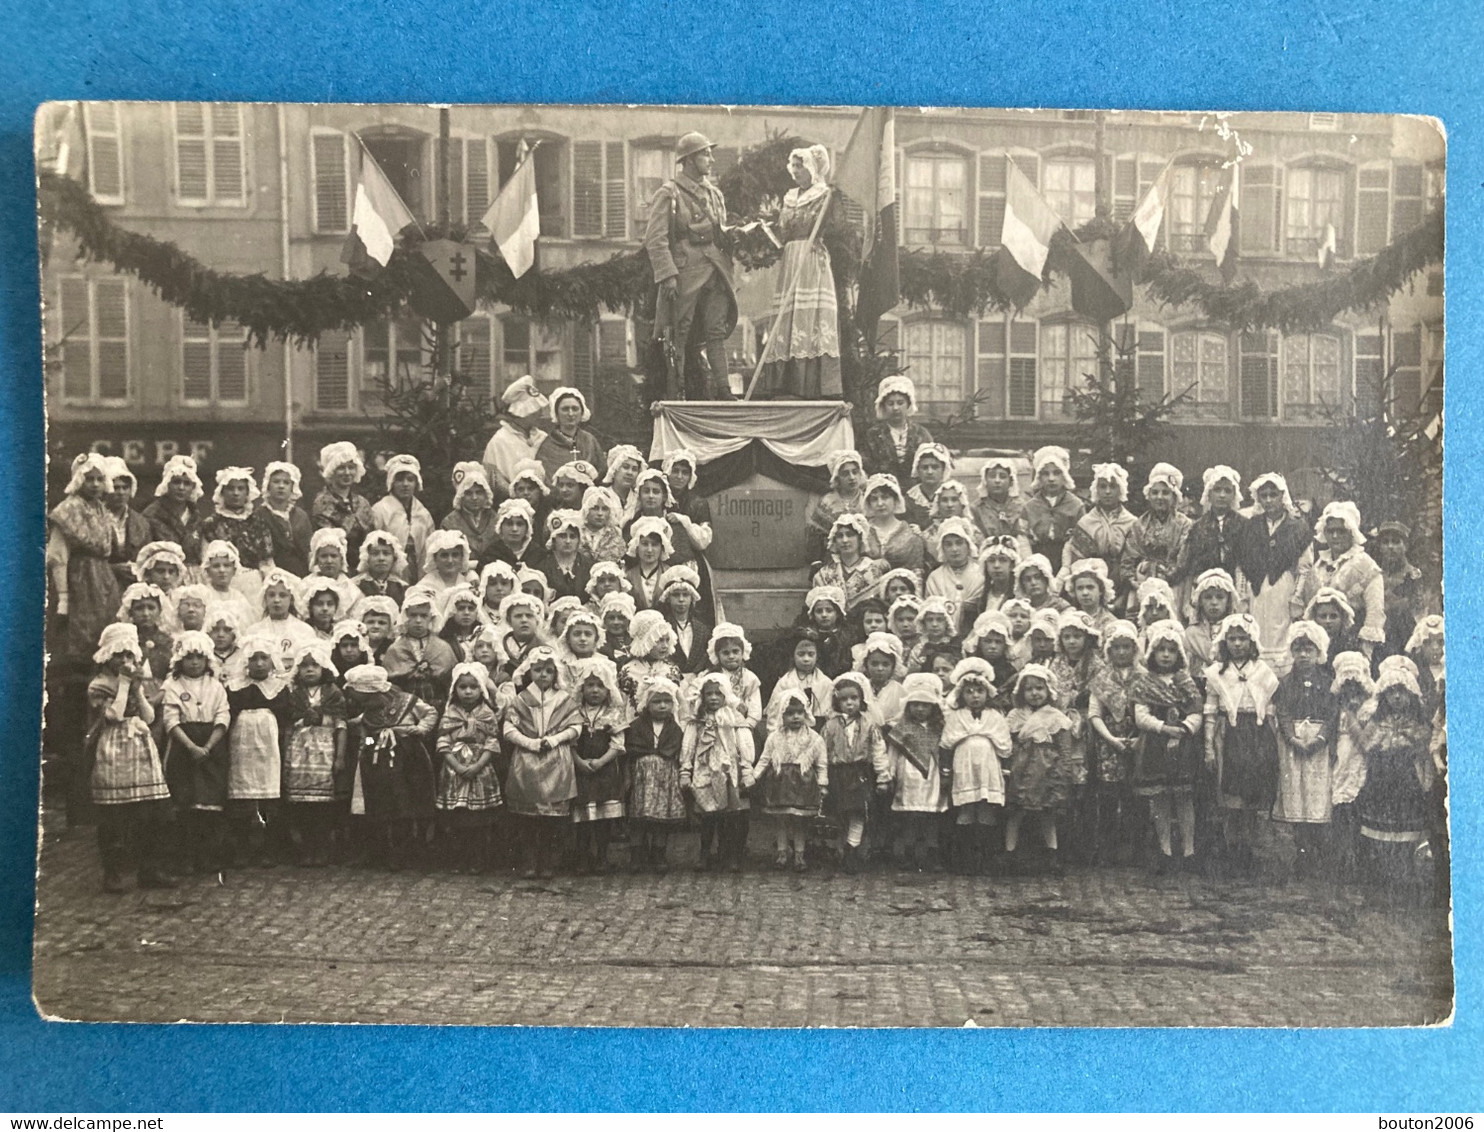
643;131;738;401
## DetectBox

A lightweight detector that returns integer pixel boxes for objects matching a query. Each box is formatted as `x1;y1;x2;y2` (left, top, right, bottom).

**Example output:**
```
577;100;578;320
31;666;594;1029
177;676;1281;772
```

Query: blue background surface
0;0;1479;1112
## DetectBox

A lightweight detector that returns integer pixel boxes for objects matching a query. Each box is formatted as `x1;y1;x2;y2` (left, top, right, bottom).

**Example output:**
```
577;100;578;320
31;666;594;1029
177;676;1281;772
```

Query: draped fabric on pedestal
649;401;855;495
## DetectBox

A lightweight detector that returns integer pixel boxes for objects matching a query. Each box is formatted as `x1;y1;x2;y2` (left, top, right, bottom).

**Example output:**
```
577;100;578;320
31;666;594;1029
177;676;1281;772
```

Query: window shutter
210;104;244;203
1355;167;1390;254
572;140;603;237
1137;329;1165;405
1354;333;1384;412
1008;319;1038;419
59;277;92;401
1112;156;1138;222
315;329;351;411
977;154;1006;247
312;132;349;233
1391;164;1425;239
894;150;903;244
175;104;209;202
1391;327;1423;416
1240;165;1280;253
975;320;1006;418
216;321;247;402
182;318;213;401
94;279;128;402
1010;153;1039;187
457;316;493;404
466;139;490;228
446;140;464;227
604;141;626;239
84;103;124;204
571;323;595;386
1239;331;1278;419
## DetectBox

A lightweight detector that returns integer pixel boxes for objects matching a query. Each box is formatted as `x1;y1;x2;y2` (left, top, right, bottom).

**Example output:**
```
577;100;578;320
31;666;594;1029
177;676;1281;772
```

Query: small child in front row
1203;614;1280;875
754;689;828;871
435;661;503;872
281;642;348;866
1003;663;1077;874
1328;651;1375;881
160;631;231;875
822;673;890;873
883;673;946;870
87;624;176;893
568;657;628;873
1271;621;1339;880
226;634;294;867
1131;621;1204;873
501;647;579;879
625;677;687;873
942;658;1013;875
681;673;757;873
1355;661;1435;904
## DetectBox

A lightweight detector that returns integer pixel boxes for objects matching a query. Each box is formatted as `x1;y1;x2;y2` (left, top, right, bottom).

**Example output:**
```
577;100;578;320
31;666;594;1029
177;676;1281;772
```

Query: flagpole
743;186;831;401
352;133;427;239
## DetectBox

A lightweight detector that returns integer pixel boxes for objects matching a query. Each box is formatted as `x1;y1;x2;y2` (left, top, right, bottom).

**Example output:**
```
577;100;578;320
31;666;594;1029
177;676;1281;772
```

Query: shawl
1088;661;1146;722
1235;511;1312;593
940;706;1012;755
687;706;752;779
507;684;580;742
1006;704;1075;745
1203;660;1281;725
1131;668;1202;717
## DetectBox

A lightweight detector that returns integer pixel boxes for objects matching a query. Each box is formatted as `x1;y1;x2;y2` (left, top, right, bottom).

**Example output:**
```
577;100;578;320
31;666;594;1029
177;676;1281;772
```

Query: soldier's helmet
676;131;716;161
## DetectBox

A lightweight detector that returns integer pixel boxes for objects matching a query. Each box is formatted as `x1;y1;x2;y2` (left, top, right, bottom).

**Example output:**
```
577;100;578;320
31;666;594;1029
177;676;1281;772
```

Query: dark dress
141;497;205;567
199;508;276;570
1356;715;1432;840
572;708;627;822
1174;511;1248;590
666;616;713;676
258;504;313;578
355;690;438;822
534;550;593;604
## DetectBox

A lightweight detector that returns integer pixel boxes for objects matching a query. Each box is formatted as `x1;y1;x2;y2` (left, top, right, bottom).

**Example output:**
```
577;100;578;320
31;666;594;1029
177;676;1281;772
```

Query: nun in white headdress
753;144;846;399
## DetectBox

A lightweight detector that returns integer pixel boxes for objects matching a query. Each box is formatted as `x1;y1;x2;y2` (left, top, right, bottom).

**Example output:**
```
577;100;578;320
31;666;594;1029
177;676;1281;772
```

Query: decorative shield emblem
409;238;478;323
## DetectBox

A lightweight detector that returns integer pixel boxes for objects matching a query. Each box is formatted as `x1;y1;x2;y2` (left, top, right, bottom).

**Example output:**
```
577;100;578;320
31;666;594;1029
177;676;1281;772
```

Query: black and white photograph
30;101;1450;1028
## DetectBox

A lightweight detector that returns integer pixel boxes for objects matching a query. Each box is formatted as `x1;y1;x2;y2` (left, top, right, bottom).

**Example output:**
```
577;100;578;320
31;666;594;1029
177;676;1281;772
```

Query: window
57;276;129;403
448;136;491;230
1285;166;1347;257
1167;163;1223;253
977;318;1038;419
314;330;351;412
1283;332;1343;412
902;320;967;411
572;140;626;238
500;316;564;390
1240;165;1282;254
1042;158;1097;228
1239;330;1279;419
364;316;428;390
455;314;495;405
631;145;675;231
362;133;427;222
497;140;567;237
1171;330;1230;418
311;131;350;233
173;103;245;206
181;316;249;404
1040;321;1098;418
1117;325;1166;406
1391;327;1422;418
1391;163;1426;239
83;103;123;204
903;152;967;246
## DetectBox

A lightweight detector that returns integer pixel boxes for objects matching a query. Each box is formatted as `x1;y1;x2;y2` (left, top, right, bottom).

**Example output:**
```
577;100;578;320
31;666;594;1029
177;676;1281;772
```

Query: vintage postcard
30;101;1449;1026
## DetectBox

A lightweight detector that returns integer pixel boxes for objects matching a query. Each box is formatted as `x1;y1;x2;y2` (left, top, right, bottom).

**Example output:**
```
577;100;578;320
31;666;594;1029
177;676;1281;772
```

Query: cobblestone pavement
31;818;1453;1028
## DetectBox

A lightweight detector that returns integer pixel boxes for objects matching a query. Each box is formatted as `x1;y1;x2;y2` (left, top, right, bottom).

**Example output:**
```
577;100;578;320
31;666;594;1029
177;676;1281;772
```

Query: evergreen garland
38;132;1443;345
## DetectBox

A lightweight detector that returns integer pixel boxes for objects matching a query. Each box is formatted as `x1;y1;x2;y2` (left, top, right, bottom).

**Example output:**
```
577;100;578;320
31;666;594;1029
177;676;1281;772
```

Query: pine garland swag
37;131;1442;346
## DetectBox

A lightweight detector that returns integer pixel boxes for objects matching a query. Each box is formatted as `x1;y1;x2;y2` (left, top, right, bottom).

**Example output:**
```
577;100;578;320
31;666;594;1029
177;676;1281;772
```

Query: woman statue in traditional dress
754;145;846;399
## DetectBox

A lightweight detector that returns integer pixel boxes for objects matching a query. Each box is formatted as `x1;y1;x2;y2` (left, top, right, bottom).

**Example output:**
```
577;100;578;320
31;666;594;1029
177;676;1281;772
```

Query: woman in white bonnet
753;144;847;399
481;375;549;498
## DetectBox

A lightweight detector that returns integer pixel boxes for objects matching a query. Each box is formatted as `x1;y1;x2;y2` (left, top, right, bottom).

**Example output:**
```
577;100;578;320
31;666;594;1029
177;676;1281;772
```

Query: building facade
42;103;1444;497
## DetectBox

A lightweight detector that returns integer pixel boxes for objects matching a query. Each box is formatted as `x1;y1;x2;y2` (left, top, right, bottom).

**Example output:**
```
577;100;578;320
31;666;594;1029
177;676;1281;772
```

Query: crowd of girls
47;377;1445;904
